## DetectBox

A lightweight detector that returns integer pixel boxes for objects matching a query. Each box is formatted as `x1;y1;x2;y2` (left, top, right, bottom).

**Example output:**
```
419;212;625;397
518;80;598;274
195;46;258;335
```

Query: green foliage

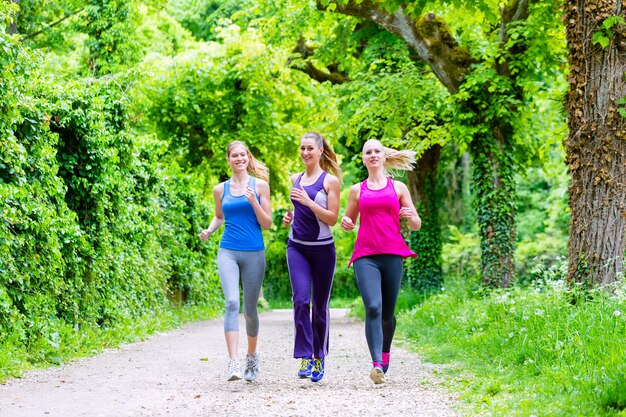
408;227;443;293
515;156;569;283
442;225;481;280
332;221;359;299
592;16;626;48
167;0;253;41
618;97;626;118
83;0;143;75
263;208;291;301
0;24;221;377
134;5;196;57
14;0;82;48
132;22;334;194
399;274;626;416
468;127;517;287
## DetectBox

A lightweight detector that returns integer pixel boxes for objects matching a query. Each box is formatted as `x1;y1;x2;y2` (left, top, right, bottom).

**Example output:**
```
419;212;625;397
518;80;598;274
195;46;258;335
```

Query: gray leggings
353;255;403;364
217;248;266;336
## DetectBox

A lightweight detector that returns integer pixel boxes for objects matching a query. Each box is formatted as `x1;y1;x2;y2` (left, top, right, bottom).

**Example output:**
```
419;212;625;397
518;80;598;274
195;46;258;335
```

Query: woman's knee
365;303;382;319
225;298;240;314
292;298;310;313
243;305;259;320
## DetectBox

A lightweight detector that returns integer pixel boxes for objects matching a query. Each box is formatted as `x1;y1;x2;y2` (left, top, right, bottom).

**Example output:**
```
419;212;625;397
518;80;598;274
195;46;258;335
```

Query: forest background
1;0;625;415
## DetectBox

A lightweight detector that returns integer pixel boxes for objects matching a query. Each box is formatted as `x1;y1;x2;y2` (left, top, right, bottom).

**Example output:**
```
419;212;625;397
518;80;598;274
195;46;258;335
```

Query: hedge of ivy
0;12;221;371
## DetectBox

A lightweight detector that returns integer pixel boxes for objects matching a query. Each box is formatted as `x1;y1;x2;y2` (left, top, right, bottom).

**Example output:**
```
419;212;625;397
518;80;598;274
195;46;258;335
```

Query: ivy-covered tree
564;1;626;286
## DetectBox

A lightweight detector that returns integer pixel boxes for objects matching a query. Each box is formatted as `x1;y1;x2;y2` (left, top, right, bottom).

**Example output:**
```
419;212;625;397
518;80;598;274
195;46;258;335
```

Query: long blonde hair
363;139;416;174
226;141;269;181
301;132;342;181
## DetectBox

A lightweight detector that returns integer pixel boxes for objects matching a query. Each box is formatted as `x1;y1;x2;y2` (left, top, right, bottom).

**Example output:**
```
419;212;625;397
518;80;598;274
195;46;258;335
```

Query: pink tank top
349;177;417;266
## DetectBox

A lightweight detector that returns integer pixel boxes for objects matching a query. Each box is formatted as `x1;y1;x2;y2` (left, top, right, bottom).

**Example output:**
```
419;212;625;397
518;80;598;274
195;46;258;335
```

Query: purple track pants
286;239;336;359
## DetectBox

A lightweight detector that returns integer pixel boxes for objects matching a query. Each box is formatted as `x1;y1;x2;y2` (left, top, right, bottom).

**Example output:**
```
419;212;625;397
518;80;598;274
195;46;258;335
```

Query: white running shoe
227;358;243;381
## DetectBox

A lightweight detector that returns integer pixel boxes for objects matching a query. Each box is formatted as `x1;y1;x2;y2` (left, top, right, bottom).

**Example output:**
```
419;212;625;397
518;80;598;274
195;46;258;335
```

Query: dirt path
0;309;459;417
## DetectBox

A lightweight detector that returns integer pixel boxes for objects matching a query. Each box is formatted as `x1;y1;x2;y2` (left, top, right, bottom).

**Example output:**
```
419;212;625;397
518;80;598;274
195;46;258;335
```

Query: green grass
398;275;626;416
0;302;220;382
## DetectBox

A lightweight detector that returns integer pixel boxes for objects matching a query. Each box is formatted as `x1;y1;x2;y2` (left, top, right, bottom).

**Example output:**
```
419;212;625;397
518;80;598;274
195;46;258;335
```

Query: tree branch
316;0;476;93
20;8;85;41
496;0;531;78
288;34;349;85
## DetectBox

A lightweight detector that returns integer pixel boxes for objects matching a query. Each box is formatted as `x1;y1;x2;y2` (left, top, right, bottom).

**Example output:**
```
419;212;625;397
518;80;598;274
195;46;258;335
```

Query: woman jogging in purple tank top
341;139;421;385
199;141;272;382
283;132;341;382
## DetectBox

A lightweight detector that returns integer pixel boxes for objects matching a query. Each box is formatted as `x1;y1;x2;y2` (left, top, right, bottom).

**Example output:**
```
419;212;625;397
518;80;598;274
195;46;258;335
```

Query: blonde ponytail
383;146;416;172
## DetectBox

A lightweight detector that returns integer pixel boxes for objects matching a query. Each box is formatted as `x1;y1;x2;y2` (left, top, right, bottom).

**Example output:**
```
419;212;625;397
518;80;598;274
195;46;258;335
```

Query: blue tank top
288;171;333;245
220;177;264;251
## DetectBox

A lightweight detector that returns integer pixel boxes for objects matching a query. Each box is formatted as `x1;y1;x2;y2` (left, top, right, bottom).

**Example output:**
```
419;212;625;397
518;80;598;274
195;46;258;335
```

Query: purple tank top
349;177;416;266
289;171;333;245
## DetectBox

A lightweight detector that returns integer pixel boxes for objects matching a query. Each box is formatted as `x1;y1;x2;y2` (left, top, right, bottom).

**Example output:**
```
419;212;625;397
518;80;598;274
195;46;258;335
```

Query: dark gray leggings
353;255;403;364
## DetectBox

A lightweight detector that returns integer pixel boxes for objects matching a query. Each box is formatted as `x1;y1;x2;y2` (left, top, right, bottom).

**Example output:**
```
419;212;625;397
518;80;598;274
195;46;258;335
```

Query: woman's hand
399;206;416;221
341;216;355;231
290;186;313;208
283;209;293;226
244;186;257;205
400;206;422;230
199;229;212;241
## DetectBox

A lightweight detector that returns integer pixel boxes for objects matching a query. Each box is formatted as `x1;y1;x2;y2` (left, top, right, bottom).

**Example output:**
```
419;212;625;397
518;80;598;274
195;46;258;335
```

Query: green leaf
618;108;626;118
603;16;625;30
592;32;609;48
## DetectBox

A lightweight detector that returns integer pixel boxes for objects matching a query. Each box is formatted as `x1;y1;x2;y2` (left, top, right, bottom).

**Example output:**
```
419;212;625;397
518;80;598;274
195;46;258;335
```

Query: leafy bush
0;25;221;378
442;225;481;280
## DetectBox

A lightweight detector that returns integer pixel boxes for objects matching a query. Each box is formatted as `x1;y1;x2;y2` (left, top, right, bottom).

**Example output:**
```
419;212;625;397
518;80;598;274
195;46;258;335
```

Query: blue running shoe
310;358;325;382
297;358;314;378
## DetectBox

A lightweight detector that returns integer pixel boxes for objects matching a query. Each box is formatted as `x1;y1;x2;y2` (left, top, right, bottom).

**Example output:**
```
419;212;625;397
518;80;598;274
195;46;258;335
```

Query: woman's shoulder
254;177;270;191
212;181;226;200
213;182;226;193
392;179;409;194
348;182;361;193
289;172;301;184
323;172;340;186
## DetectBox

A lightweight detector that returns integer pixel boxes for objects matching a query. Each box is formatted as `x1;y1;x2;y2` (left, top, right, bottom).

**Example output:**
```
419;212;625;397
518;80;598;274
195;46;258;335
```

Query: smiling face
300;137;322;168
227;144;249;173
362;139;385;170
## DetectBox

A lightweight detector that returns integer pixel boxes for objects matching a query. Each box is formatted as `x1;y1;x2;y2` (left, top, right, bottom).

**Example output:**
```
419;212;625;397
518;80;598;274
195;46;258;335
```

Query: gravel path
0;309;459;417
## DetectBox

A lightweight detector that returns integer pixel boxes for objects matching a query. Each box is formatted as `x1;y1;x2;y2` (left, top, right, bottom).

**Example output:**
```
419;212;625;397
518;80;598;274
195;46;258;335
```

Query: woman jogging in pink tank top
340;139;421;385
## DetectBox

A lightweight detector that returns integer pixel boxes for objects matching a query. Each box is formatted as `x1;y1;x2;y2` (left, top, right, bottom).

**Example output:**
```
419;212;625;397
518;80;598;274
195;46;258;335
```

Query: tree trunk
470;128;516;287
407;144;443;292
564;1;626;286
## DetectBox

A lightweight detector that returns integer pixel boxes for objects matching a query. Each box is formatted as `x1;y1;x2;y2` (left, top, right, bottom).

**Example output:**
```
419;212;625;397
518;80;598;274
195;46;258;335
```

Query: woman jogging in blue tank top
200;141;272;382
282;132;341;382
